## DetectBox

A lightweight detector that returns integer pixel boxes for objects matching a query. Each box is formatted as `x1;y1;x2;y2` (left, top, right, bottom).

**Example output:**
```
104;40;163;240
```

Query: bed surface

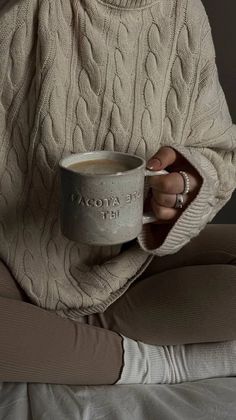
1;378;236;419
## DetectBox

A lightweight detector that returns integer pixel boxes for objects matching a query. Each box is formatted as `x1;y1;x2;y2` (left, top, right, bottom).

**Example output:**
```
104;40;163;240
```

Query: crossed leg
0;224;236;385
88;224;236;344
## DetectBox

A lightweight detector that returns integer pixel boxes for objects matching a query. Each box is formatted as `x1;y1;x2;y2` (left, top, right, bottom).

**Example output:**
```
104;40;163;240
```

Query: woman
0;0;236;385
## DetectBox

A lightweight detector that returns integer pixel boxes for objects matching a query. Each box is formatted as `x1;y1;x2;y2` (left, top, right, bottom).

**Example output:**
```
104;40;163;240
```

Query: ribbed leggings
0;224;236;385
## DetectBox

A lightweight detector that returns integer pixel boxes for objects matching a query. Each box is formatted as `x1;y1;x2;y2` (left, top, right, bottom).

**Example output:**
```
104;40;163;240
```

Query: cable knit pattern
0;0;235;319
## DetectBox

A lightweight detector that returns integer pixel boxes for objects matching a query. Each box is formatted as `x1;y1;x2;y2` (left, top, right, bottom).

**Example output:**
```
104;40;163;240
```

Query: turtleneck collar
98;0;159;9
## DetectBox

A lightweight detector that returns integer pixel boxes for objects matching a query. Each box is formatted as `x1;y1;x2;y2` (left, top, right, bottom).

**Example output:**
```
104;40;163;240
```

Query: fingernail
147;158;162;170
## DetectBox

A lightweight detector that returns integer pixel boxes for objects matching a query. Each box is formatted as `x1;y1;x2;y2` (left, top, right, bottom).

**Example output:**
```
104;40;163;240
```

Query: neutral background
202;0;236;223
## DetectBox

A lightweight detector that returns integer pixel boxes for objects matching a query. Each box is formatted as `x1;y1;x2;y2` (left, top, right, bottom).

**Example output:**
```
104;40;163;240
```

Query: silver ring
174;193;184;209
179;171;190;194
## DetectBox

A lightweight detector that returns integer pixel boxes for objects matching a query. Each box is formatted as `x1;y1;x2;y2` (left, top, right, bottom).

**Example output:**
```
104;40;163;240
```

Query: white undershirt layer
116;335;236;384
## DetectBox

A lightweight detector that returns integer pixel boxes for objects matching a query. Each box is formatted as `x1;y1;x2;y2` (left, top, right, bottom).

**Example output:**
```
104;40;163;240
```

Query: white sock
116;335;236;384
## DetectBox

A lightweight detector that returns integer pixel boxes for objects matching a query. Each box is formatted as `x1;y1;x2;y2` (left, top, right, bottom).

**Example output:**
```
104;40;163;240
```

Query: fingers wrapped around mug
147;171;196;224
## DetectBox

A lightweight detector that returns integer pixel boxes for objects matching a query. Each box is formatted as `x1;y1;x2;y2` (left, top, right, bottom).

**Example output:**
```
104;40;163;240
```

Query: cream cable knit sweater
0;0;235;320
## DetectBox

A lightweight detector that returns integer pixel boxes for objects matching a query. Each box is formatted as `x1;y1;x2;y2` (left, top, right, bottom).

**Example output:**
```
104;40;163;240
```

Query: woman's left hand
145;146;203;224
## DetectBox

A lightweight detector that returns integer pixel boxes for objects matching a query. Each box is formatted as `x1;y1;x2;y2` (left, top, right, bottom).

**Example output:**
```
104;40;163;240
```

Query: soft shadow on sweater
0;0;23;15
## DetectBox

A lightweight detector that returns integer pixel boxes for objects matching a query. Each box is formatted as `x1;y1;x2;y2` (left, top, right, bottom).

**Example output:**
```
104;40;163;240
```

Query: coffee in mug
68;159;132;175
59;151;168;246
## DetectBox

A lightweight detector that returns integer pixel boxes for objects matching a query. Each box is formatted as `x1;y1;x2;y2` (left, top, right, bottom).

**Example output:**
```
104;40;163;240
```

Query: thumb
147;146;177;170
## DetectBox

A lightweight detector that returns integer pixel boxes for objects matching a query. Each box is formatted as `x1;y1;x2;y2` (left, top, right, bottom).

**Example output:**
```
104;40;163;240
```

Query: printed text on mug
70;191;142;219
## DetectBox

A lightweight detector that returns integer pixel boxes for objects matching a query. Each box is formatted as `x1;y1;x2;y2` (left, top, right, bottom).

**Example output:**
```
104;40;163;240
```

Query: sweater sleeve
137;8;236;257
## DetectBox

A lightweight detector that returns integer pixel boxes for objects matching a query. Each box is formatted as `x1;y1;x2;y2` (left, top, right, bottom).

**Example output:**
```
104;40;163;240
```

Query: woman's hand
145;146;203;225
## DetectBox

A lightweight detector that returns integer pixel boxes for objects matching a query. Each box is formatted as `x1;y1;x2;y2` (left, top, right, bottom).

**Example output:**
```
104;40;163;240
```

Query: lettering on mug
70;193;120;207
101;210;120;220
126;191;141;203
70;191;142;208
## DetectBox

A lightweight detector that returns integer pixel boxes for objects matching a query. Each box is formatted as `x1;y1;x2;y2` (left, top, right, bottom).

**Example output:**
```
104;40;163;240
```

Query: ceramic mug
59;151;168;246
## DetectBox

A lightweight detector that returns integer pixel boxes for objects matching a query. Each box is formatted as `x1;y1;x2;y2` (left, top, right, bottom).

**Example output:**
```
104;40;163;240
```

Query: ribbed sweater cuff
137;144;219;256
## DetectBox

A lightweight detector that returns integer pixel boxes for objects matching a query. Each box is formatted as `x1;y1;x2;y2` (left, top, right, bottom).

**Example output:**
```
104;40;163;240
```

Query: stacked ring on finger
174;193;184;209
174;171;190;209
179;170;190;194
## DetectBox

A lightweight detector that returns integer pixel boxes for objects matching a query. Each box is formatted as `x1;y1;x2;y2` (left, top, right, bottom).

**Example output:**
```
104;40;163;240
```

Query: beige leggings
0;224;236;385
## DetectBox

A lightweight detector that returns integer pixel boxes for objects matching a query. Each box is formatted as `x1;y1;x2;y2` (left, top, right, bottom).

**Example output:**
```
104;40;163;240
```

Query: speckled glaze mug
59;151;168;246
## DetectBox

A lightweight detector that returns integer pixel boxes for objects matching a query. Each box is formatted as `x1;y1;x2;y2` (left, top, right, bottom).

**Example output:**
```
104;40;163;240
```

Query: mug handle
142;168;169;224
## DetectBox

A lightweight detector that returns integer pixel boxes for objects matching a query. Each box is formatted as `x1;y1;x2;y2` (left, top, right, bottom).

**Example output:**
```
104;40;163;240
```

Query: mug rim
59;151;146;177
